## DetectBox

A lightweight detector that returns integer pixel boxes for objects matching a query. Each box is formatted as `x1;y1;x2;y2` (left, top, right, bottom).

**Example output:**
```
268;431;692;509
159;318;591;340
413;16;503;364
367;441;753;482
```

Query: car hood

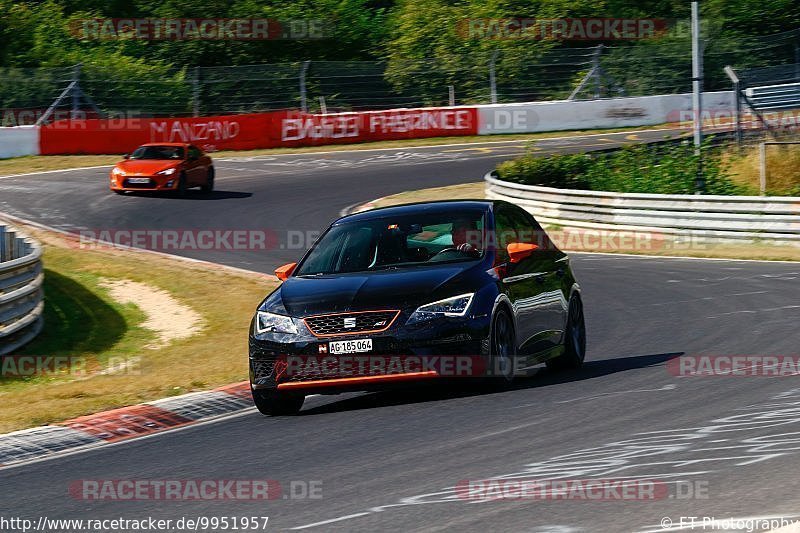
116;160;180;174
270;263;481;317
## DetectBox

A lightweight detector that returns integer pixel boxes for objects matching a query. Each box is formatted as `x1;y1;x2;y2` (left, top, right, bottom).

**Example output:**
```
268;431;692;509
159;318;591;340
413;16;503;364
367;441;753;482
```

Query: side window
514;206;556;250
494;204;541;263
493;207;519;264
188;146;200;159
508;203;552;250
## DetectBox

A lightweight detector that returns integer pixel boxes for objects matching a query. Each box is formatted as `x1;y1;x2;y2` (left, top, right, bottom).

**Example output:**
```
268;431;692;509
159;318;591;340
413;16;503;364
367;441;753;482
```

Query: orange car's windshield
130;146;185;160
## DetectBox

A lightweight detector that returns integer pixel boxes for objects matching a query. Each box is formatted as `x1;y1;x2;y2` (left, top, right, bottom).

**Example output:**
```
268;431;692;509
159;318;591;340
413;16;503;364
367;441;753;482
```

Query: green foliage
497;141;746;195
1;0;799;112
496;153;592;189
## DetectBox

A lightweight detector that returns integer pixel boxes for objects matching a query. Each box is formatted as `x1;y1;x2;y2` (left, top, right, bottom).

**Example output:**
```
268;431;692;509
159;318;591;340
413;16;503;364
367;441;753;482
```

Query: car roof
337;200;495;225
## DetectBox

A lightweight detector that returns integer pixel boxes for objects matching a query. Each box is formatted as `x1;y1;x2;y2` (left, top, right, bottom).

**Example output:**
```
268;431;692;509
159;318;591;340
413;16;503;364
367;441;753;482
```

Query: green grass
1;269;160;395
0;225;278;432
20;269;147;357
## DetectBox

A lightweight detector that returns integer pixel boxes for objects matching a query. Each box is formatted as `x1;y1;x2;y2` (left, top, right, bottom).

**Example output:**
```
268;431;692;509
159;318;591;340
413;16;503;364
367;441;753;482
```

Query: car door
186;145;205;185
494;203;566;360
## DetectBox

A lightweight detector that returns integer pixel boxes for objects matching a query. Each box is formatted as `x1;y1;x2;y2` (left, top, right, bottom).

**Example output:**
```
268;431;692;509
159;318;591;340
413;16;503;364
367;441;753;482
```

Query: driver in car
451;218;482;256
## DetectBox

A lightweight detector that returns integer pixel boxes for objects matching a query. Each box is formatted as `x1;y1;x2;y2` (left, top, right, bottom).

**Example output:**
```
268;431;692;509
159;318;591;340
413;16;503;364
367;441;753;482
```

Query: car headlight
112;167;125;176
157;167;177;176
255;311;298;335
407;293;474;325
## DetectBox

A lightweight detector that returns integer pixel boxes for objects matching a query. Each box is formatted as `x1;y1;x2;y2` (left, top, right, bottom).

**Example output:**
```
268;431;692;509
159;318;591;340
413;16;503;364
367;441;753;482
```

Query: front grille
303;310;400;337
285;365;373;383
122;178;155;188
251;359;276;381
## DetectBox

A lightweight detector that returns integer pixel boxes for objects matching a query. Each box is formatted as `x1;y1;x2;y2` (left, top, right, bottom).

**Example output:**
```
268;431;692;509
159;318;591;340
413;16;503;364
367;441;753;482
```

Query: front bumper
249;312;491;394
110;174;178;192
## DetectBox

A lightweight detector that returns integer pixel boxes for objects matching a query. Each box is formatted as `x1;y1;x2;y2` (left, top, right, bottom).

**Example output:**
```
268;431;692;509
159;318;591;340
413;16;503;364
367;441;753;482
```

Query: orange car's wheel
176;172;188;198
201;166;214;193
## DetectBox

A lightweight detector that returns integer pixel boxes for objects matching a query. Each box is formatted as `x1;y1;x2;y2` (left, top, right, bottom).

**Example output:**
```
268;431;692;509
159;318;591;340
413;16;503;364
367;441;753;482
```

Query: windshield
296;210;486;276
130;145;185;160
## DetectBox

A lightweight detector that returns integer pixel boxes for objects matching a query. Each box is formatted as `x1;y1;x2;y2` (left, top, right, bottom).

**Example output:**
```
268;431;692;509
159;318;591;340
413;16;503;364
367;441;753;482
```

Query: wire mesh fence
1;28;799;124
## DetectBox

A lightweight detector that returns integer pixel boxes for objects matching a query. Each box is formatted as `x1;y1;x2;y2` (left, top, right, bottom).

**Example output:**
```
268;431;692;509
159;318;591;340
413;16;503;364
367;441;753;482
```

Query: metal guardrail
0;224;44;356
485;172;800;243
745;81;800;111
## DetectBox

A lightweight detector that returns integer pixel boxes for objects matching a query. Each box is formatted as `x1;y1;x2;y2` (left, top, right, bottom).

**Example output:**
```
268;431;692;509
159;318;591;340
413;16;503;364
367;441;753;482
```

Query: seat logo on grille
343;317;356;328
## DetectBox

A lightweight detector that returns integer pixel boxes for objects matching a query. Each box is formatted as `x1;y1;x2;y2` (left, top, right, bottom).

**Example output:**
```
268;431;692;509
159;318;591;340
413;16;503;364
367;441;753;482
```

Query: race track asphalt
2;127;799;532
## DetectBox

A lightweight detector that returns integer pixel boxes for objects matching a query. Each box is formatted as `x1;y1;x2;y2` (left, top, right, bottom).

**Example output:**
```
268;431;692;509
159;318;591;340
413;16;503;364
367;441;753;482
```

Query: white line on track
0;165;111;179
289;512;373;530
0;125;685;180
210;125;684;159
465;420;545;442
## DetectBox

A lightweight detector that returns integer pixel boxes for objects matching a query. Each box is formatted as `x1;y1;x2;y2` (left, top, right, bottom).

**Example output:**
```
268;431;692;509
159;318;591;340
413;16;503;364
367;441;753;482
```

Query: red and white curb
0;381;253;467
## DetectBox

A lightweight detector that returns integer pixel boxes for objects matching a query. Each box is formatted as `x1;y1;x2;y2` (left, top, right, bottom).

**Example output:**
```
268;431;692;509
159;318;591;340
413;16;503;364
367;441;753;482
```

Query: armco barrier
485;172;800;243
0;224;44;356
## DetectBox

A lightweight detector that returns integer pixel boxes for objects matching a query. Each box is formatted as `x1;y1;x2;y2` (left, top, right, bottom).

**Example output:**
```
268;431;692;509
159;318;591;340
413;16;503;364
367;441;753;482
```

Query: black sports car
249;200;585;415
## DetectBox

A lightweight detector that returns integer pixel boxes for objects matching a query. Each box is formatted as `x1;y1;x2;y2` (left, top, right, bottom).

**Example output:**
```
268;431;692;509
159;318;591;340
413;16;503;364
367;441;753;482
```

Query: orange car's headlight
112;167;125;176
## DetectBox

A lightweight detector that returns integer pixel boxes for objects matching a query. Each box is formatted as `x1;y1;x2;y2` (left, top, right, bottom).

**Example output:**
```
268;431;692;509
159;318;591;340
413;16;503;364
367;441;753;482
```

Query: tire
547;295;586;371
201;167;214;193
490;307;517;382
252;389;304;416
176;172;188;197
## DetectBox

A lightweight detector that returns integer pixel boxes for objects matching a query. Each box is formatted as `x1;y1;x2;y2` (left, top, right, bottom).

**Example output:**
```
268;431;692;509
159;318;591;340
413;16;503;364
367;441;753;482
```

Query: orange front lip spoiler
276;370;439;390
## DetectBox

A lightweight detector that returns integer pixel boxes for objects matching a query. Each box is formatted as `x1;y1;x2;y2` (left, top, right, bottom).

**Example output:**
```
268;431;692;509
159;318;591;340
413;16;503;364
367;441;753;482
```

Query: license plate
128;177;150;184
329;338;372;354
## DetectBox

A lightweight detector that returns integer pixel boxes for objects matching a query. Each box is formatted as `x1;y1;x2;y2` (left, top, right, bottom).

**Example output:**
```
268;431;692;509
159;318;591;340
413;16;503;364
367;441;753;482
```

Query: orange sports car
110;143;215;195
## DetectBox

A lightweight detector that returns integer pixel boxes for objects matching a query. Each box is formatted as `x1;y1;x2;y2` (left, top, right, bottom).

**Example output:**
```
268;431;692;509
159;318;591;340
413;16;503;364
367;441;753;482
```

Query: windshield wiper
369;265;400;271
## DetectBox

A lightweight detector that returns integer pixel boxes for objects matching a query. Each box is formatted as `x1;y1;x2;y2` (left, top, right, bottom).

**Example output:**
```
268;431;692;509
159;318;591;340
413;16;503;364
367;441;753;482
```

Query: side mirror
123;153;130;159
275;262;297;281
507;242;539;264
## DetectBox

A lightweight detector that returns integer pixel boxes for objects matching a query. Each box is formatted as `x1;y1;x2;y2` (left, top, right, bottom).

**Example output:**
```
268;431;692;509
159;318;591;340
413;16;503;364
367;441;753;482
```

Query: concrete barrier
0;92;735;158
477;91;735;134
0;126;40;159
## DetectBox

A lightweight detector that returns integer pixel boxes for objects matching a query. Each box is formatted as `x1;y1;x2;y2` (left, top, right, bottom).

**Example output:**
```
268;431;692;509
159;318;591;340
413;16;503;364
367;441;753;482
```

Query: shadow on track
118;191;252;200
298;352;683;416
